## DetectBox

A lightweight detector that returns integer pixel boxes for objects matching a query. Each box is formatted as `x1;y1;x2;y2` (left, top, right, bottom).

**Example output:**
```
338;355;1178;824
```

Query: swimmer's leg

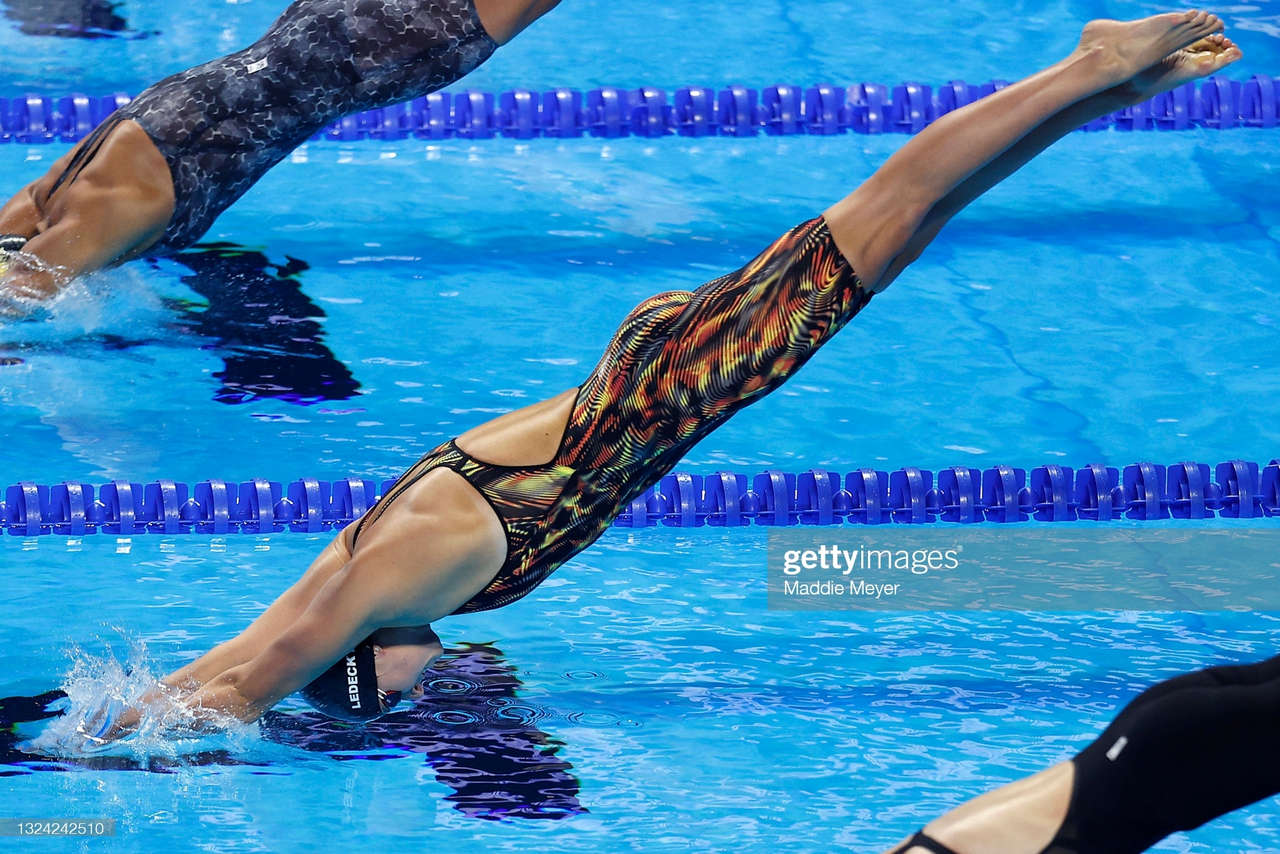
874;33;1242;289
824;11;1226;291
473;0;562;45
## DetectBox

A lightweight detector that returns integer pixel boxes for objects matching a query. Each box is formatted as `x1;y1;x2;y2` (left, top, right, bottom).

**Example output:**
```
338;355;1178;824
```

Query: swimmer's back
118;0;497;252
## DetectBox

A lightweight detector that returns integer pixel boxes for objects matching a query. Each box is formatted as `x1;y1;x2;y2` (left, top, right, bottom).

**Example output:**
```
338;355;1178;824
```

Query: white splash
24;631;257;762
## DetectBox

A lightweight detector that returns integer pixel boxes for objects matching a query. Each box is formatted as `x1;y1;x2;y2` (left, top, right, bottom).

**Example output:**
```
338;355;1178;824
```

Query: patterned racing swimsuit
351;217;872;613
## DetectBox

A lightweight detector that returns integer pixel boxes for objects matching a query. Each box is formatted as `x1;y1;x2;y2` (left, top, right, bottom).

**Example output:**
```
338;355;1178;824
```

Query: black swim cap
300;640;383;721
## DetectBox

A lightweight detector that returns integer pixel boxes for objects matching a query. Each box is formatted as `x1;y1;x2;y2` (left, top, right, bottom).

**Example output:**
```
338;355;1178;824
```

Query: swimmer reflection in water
0;0;561;302
4;643;584;821
96;14;1246;850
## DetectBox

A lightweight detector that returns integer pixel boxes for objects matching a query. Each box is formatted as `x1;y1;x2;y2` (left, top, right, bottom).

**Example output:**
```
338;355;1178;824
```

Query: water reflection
161;243;360;406
0;643;584;821
1;0;154;39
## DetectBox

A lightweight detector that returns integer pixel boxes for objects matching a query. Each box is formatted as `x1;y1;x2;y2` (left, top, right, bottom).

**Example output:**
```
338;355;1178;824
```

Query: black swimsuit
46;0;496;253
890;832;958;854
895;652;1280;854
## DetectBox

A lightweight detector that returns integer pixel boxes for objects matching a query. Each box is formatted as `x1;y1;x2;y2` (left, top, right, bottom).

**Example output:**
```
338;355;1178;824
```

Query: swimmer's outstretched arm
155;531;357;697
105;483;503;734
0;122;174;303
105;564;391;731
883;654;1280;854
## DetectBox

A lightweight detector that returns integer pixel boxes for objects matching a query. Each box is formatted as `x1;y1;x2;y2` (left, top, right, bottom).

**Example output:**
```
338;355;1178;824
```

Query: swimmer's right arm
106;564;397;735
0;135;173;304
156;530;356;696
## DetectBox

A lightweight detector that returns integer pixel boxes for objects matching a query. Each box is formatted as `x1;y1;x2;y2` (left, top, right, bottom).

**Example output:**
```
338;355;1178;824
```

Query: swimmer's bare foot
1078;10;1224;86
1117;33;1243;104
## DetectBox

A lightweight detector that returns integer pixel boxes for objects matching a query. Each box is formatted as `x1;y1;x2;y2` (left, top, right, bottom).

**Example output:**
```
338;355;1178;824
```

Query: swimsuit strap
891;831;962;854
40;113;127;208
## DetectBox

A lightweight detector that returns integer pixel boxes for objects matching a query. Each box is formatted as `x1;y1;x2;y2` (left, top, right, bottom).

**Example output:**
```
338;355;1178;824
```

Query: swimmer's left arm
99;566;394;737
158;531;355;696
182;567;393;723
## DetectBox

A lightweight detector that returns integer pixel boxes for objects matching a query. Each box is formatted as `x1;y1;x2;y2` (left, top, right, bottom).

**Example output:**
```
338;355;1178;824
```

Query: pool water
2;0;1279;851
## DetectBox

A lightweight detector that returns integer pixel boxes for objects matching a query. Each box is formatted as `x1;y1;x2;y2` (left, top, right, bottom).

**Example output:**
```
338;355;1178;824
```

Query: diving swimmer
0;0;561;304
885;652;1280;854
88;13;1241;754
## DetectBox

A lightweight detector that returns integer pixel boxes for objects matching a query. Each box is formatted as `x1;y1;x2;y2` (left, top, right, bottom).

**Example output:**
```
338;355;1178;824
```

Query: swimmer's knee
825;187;929;287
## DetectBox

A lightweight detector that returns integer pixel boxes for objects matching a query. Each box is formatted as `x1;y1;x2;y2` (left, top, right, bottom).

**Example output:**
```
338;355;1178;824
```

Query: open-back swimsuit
352;217;871;613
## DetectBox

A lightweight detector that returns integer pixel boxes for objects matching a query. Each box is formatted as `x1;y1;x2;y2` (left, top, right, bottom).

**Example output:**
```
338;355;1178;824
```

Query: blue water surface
2;0;1279;851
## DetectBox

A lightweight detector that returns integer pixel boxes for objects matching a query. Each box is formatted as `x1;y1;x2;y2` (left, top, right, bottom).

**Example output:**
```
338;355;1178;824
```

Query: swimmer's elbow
206;666;249;700
199;664;274;722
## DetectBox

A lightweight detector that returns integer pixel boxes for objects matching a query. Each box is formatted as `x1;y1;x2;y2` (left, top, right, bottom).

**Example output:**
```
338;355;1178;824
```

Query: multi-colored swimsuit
42;0;496;253
351;217;872;613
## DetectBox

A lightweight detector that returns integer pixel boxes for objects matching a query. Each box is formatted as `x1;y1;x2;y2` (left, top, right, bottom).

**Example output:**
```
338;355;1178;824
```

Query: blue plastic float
0;77;1276;144
2;459;1277;535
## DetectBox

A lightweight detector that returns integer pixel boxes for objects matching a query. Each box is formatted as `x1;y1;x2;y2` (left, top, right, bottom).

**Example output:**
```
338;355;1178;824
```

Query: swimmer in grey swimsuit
0;0;561;302
113;0;497;253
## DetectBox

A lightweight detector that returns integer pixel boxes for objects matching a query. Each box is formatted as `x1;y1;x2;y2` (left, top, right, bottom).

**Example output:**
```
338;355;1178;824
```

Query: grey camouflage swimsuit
50;0;496;253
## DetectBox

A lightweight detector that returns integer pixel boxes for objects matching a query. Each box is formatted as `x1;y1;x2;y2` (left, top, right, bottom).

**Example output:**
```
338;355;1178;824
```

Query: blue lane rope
1;76;1276;145
2;459;1277;536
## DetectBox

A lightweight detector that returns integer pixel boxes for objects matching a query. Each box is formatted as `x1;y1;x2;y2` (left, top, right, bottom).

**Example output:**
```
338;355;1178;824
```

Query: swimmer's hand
0;251;69;317
73;680;174;745
78;682;247;746
75;695;128;745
